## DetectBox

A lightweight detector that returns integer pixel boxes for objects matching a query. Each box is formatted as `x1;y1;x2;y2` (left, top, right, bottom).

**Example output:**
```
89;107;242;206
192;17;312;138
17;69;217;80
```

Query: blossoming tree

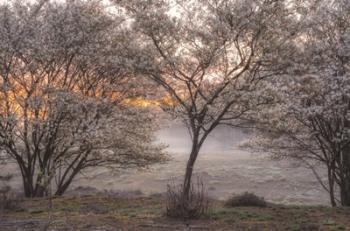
118;0;298;212
245;0;350;206
0;0;165;197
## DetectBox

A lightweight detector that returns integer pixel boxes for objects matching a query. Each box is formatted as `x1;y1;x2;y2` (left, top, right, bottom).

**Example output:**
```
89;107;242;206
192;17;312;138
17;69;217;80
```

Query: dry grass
0;195;349;230
166;180;210;219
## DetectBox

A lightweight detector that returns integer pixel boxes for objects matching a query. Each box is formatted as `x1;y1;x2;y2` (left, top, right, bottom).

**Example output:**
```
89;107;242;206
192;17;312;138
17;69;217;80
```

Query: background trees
118;0;299;214
0;0;165;197
245;0;350;206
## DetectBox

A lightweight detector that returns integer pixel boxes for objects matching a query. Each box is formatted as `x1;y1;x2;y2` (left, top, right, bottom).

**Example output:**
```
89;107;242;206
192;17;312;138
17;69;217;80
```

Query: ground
1;195;349;231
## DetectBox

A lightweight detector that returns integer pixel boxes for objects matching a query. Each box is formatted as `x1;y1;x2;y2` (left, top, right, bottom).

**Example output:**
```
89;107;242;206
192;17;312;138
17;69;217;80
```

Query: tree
118;0;297;210
244;0;350;206
0;0;165;197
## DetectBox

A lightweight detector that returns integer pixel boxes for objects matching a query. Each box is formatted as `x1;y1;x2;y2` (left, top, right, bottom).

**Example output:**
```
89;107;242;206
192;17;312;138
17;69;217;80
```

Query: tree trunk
22;176;47;197
22;177;33;197
55;177;73;196
20;167;47;198
182;132;201;202
55;166;82;196
182;147;199;201
35;185;46;197
340;145;350;206
20;169;35;198
340;178;350;206
328;167;337;207
34;173;46;197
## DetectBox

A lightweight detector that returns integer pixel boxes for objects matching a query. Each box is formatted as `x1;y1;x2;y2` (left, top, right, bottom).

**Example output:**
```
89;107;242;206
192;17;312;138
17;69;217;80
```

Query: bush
166;179;210;219
225;192;267;208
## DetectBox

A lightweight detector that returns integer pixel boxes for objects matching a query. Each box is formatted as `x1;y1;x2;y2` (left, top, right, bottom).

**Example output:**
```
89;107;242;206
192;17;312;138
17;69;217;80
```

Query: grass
1;195;350;230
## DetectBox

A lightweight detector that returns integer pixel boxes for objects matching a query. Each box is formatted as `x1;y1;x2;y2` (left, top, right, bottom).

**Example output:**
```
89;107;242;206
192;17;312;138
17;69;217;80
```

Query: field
4;124;330;206
1;195;350;231
1;124;344;231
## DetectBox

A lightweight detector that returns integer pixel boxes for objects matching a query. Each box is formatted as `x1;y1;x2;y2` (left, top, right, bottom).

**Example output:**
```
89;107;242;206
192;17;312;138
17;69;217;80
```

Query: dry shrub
166;179;210;219
225;192;267;207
